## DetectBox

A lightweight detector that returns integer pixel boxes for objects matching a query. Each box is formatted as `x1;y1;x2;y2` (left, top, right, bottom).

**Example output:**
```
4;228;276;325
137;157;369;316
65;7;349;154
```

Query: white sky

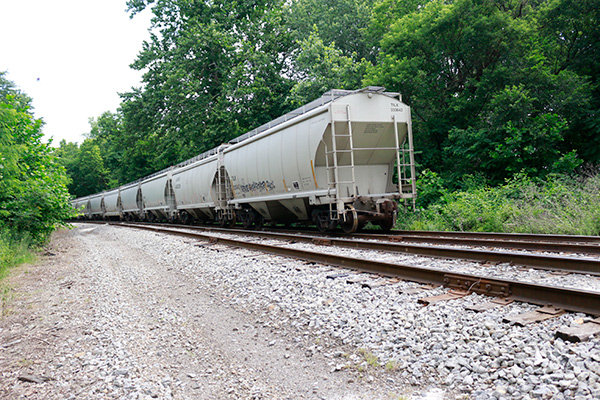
0;0;152;146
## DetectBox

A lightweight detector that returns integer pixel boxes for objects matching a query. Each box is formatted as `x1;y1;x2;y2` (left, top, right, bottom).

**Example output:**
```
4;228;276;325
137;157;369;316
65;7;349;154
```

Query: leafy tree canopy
63;0;599;196
365;0;597;185
0;72;74;245
121;0;296;174
285;0;379;63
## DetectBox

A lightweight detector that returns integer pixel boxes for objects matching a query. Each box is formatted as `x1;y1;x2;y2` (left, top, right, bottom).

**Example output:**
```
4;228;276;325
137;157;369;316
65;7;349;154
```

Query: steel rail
116;222;600;276
386;230;600;244
107;222;600;315
267;227;600;255
376;235;600;255
201;225;600;254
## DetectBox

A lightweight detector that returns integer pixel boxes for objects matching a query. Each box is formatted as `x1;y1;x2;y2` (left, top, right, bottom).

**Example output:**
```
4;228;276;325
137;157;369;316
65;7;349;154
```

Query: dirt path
0;224;407;399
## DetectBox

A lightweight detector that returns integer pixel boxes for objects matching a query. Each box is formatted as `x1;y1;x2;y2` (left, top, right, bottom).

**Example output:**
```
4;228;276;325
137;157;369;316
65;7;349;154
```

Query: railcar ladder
216;147;235;219
394;113;417;210
325;104;357;220
324;107;417;212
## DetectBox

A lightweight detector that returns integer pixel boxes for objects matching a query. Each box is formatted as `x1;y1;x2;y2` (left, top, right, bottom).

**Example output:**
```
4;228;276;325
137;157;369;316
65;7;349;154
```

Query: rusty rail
102;222;600;315
123;222;600;276
380;235;600;255
385;230;600;244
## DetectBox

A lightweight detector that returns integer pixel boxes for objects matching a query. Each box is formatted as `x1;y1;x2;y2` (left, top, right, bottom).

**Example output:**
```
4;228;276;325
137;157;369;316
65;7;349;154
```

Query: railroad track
373;230;600;255
387;229;600;244
276;227;600;255
104;221;600;276
85;223;600;315
186;224;600;256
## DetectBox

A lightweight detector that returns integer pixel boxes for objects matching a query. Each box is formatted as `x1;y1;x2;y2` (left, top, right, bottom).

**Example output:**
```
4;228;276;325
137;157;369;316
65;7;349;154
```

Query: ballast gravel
192;229;600;293
0;223;599;400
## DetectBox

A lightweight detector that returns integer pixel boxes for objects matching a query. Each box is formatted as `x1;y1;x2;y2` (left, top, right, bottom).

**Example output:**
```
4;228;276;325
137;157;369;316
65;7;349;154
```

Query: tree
365;0;595;182
87;111;126;186
121;0;295;176
368;0;431;54
287;29;369;106
285;0;379;63
53;139;79;187
0;72;74;245
67;139;110;198
536;0;600;163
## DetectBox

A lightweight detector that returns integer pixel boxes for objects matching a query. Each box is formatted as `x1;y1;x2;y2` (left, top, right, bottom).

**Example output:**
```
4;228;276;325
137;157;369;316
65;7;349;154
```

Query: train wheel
255;215;265;230
378;213;396;232
218;213;227;227
317;219;329;232
219;211;236;228
312;211;329;232
227;211;236;227
241;209;265;230
181;211;193;225
340;205;359;234
241;210;253;229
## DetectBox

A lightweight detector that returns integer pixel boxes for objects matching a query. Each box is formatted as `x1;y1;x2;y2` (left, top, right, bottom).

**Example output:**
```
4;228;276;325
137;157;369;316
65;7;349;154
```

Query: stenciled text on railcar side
391;103;404;112
235;180;277;194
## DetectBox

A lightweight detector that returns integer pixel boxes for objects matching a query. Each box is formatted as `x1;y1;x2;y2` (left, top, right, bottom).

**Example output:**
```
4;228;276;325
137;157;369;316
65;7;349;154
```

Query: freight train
71;87;416;233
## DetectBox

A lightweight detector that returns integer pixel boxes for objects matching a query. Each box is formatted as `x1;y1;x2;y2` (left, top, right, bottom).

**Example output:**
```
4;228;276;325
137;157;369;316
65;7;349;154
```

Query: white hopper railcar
120;182;144;221
139;168;176;221
80;196;92;219
71;87;416;232
216;87;416;232
170;147;221;225
103;189;121;219
88;193;105;219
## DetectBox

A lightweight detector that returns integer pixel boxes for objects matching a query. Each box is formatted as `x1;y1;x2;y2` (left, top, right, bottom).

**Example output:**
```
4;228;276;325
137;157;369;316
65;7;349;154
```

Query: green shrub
398;170;600;235
1;72;76;247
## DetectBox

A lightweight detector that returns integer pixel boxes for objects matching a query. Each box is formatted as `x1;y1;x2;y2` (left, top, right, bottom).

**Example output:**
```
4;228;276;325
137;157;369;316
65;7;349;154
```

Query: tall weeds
398;171;600;235
0;229;36;280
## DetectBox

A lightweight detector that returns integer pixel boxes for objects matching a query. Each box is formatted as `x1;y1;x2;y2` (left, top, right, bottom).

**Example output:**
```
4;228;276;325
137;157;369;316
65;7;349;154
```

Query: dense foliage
58;0;599;231
398;169;600;235
0;72;74;252
366;0;598;186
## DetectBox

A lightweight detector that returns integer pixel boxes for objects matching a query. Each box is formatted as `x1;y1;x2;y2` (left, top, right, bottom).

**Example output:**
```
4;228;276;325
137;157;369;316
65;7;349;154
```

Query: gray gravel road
1;223;599;399
0;224;411;399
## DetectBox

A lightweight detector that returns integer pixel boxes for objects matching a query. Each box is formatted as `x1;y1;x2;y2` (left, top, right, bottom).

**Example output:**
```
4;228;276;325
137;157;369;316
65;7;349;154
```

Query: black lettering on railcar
364;123;385;134
391;102;404;112
237;180;276;193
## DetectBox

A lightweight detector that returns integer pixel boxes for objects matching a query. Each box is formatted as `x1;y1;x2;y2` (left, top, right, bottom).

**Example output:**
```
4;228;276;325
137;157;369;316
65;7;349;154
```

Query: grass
0;228;37;316
385;360;399;371
358;347;380;368
0;228;36;281
1;284;14;316
397;171;600;235
17;358;34;367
